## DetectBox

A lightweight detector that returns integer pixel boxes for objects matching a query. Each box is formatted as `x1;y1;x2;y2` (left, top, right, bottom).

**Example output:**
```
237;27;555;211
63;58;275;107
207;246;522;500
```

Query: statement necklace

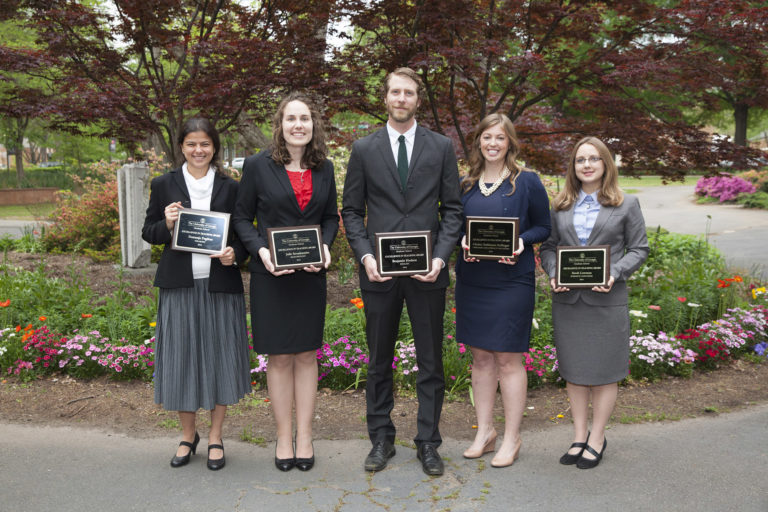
479;167;511;196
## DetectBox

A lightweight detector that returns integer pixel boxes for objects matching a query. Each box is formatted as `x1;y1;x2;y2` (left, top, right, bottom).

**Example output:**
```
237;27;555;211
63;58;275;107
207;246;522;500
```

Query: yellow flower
149;322;156;327
556;414;564;418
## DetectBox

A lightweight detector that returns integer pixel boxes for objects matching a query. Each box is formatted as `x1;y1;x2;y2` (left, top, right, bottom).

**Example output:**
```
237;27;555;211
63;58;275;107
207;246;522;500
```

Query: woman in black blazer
233;92;339;472
142;118;251;471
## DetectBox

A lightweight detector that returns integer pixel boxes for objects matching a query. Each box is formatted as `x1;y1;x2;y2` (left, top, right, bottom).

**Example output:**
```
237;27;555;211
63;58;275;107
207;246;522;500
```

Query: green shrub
738;191;768;209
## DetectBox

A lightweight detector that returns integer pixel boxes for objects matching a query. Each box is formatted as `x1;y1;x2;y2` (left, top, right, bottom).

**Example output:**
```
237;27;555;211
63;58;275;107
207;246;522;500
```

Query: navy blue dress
454;172;551;352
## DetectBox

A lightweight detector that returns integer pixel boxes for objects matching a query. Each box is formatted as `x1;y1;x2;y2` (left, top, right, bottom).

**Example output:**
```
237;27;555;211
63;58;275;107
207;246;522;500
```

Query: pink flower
648;305;661;311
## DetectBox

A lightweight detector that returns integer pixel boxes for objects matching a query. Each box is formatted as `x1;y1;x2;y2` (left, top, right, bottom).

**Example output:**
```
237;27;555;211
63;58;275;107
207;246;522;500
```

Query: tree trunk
14;133;24;183
734;103;749;146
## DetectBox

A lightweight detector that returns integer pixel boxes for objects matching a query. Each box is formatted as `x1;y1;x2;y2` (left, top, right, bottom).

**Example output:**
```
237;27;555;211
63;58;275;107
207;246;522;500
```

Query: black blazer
141;167;247;293
232;150;340;274
341;125;463;291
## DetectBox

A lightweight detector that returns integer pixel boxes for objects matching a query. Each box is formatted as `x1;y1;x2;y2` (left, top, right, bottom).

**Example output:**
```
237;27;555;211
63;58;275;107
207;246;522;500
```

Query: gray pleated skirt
553;298;630;386
154;278;251;411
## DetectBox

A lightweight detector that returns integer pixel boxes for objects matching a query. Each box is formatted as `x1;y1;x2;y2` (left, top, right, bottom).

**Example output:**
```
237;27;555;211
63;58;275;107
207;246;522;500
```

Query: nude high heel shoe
490;437;522;468
463;429;497;459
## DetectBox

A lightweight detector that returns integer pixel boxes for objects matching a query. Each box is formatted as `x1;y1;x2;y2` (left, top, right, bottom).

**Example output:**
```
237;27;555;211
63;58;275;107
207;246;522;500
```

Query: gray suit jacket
540;194;649;306
341;125;463;291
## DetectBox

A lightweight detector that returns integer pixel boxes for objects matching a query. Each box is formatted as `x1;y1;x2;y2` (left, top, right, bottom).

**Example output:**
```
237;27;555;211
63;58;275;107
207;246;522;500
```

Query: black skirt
250;271;326;355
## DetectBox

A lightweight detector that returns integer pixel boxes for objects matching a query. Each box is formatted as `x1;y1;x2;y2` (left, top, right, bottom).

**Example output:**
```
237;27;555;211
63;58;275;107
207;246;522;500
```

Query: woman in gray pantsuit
540;137;648;469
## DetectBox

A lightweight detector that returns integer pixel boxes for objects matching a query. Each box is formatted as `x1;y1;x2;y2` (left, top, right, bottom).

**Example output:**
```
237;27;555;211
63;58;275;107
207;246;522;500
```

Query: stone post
118;163;152;268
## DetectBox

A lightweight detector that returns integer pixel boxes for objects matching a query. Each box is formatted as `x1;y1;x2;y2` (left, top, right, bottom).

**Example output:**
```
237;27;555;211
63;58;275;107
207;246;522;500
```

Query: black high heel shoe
274;442;296;472
559;432;590;465
170;432;200;468
295;442;315;472
207;440;226;471
577;437;606;469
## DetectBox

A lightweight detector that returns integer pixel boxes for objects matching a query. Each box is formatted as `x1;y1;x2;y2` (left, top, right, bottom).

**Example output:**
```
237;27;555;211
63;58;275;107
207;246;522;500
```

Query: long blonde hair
461;113;526;195
552;136;624;211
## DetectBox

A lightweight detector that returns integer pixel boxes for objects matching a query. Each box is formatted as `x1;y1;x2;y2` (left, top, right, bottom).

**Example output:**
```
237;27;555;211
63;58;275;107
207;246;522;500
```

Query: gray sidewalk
2;403;766;511
634;185;768;279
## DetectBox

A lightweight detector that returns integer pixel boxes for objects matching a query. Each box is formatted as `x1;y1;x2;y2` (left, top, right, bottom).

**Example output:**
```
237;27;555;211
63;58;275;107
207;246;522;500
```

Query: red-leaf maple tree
330;0;765;174
3;0;332;164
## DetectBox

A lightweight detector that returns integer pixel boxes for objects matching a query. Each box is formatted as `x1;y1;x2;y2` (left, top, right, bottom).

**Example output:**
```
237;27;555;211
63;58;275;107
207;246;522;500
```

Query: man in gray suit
342;67;463;475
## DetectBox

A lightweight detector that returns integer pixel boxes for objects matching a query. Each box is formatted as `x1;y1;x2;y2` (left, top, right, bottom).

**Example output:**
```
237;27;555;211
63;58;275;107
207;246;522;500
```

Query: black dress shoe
170;432;200;468
364;441;396;472
295;442;315;472
275;443;296;472
577;437;607;469
417;443;444;476
560;432;590;465
207;441;225;471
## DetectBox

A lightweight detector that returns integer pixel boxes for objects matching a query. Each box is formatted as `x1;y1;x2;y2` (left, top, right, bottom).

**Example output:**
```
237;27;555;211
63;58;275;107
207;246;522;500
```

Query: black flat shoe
207;441;225;471
577;437;607;469
417;443;444;476
275;443;296;472
559;432;590;465
170;432;200;468
295;442;315;472
364;441;396;472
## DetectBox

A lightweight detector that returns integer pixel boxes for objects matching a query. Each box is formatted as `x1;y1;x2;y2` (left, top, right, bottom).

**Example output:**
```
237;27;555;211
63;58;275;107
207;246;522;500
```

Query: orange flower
717;279;730;288
733;275;743;282
0;299;10;307
451;307;456;313
25;323;32;331
15;325;21;332
355;302;364;309
39;316;47;322
350;297;363;305
81;313;93;318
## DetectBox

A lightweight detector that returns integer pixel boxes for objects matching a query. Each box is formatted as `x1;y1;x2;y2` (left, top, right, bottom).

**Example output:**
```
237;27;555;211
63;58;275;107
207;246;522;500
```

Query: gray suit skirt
552;298;630;385
154;278;252;411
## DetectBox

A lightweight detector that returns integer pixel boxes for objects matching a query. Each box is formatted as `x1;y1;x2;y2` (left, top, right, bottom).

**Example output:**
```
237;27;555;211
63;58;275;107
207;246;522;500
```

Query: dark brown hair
177;117;227;176
552;136;624;211
462;113;526;195
270;91;328;169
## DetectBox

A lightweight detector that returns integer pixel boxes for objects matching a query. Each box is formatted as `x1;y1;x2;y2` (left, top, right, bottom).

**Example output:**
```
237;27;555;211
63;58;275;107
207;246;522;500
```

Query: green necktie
397;134;408;189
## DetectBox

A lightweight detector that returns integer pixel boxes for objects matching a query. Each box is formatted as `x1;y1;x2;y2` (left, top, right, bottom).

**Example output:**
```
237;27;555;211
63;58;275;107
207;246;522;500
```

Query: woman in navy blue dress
455;113;550;467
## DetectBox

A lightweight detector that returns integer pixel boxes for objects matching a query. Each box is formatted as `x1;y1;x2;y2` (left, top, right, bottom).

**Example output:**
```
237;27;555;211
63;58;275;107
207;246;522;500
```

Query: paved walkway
1;404;766;512
634;185;768;279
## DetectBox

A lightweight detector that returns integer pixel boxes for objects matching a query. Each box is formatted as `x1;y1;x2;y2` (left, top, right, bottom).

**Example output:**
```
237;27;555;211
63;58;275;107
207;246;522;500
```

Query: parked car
231;157;245;170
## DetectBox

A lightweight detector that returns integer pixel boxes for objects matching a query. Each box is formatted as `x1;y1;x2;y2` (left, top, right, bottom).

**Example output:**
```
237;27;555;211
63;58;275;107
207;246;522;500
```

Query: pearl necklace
479;167;511;196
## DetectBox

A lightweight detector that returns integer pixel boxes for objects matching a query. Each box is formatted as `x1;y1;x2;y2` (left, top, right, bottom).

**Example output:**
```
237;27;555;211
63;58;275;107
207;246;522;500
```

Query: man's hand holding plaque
374;231;432;277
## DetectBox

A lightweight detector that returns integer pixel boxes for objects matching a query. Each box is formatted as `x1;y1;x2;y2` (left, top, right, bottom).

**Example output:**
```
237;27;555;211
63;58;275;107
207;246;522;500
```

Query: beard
386;102;417;124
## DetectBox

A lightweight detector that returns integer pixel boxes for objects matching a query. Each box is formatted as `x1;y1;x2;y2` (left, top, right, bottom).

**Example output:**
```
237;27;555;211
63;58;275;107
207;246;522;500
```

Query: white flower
687;302;701;308
629;310;648;318
532;319;539;329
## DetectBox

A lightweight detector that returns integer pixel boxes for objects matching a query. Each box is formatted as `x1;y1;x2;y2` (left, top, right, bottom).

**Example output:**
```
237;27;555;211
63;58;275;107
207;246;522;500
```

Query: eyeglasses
575;156;602;166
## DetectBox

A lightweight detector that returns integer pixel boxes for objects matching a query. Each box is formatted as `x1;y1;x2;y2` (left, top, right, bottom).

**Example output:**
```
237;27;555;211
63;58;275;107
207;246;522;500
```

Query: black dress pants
362;277;446;447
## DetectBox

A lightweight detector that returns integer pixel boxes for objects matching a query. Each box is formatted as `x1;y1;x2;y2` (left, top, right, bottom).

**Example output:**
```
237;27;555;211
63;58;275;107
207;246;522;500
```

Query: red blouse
286;169;313;211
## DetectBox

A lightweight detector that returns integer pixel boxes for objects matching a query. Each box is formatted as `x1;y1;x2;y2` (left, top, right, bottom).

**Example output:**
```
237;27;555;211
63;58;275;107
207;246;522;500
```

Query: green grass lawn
618;175;692;188
0;203;56;219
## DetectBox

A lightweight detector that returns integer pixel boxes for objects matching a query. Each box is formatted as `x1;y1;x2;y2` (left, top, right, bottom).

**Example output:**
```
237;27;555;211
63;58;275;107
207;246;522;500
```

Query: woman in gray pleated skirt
142;117;251;471
540;137;648;470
